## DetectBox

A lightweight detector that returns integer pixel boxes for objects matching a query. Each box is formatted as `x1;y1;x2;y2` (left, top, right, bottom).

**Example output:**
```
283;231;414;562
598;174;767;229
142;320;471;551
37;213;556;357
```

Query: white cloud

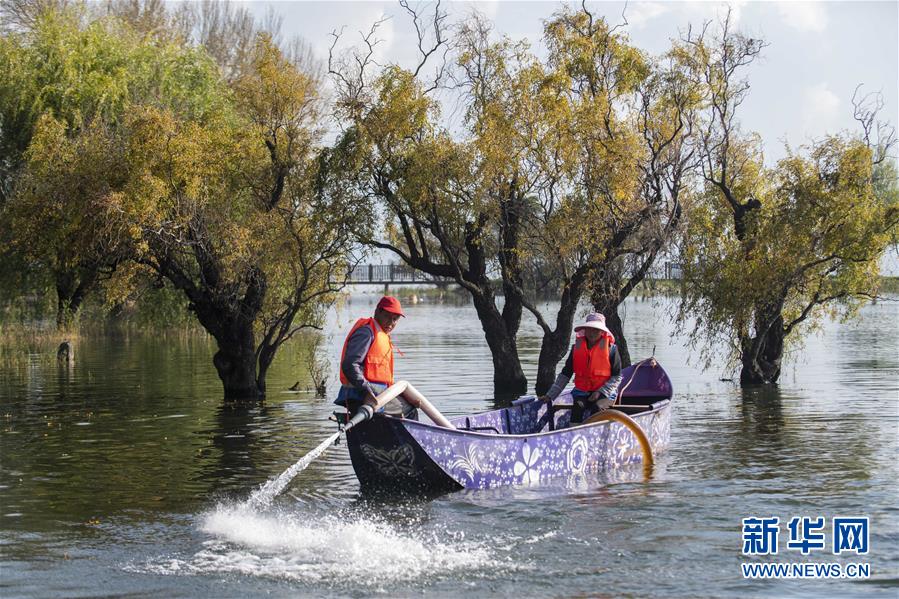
476;1;501;20
626;2;671;29
776;1;828;33
802;83;841;133
683;1;749;25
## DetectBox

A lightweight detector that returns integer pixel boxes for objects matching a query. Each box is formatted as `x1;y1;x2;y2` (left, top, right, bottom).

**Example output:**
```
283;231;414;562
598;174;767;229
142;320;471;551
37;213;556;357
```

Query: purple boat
341;358;673;493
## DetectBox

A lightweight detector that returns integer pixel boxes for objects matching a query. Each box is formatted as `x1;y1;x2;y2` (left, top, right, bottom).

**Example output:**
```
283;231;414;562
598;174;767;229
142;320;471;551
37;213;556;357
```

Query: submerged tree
526;6;694;390
2;6;351;398
0;7;224;327
327;6;537;396
5;117;133;328
329;66;531;396
676;14;898;385
328;4;696;397
109;37;354;399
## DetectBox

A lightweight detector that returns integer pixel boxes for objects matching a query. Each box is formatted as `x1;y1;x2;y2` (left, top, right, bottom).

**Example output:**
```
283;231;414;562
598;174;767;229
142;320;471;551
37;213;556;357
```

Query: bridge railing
345;261;681;285
347;263;446;284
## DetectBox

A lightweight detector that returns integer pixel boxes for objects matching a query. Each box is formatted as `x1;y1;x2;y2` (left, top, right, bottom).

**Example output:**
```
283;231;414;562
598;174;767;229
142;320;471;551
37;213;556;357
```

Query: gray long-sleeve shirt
341;322;377;396
545;341;622;401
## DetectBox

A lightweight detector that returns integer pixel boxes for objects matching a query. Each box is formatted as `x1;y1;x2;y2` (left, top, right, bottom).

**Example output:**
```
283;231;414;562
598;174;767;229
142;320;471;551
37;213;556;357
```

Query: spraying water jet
246;381;454;507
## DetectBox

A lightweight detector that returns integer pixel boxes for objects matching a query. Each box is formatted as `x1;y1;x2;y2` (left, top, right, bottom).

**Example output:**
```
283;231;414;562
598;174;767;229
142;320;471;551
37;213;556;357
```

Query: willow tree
327;66;530;395
106;36;352;399
4;117;133;328
328;5;695;396
676;15;898;385
0;7;224;327
522;6;695;391
451;7;696;394
321;3;531;396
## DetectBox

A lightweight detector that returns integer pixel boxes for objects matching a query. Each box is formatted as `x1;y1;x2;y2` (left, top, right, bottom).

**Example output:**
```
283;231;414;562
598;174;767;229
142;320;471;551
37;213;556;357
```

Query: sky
241;1;899;166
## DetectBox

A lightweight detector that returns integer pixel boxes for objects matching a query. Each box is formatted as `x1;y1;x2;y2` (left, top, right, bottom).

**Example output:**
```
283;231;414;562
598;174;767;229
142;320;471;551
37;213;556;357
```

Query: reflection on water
1;294;897;597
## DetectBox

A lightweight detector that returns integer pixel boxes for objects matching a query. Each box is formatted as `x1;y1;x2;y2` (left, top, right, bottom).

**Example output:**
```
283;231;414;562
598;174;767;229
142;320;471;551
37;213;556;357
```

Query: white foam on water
127;432;519;587
132;503;508;588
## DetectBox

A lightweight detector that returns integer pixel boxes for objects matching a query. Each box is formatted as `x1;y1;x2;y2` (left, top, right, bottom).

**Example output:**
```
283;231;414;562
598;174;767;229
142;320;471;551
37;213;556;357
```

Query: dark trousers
570;388;598;425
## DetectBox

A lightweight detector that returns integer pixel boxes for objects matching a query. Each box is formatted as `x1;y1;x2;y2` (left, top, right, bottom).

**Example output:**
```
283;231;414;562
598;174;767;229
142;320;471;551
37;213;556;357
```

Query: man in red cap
335;296;417;419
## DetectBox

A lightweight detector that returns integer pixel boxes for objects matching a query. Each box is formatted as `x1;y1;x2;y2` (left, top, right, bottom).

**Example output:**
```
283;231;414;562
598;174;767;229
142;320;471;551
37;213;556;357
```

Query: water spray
246;381;454;508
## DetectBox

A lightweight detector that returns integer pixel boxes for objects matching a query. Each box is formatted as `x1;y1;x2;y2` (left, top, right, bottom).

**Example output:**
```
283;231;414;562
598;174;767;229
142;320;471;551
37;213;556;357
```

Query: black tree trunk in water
212;333;260;400
191;296;264;401
534;330;571;396
470;292;527;399
600;307;631;367
533;281;584;396
54;267;98;330
592;297;632;368
739;310;785;386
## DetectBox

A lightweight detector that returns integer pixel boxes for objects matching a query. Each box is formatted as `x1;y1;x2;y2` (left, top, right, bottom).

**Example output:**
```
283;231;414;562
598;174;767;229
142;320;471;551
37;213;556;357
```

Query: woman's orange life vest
572;334;613;392
339;317;394;386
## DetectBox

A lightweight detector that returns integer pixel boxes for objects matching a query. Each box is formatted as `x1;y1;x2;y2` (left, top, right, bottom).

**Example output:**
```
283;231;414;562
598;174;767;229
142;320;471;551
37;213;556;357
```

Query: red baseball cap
376;296;405;317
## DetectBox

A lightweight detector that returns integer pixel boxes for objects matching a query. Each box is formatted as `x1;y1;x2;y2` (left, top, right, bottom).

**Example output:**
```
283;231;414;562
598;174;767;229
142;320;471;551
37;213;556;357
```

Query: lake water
1;293;897;597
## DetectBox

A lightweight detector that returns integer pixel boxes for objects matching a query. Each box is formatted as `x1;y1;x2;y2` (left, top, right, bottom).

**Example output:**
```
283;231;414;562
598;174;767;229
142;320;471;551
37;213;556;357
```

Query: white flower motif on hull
513;443;542;485
566;435;589;476
448;443;486;483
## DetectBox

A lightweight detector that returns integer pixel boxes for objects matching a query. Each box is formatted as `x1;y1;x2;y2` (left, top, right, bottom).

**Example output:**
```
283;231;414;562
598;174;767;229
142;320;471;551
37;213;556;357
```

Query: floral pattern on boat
344;359;673;493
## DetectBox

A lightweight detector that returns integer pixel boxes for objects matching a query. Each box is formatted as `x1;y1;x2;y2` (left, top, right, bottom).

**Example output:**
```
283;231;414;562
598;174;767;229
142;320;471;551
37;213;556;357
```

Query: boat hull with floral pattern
344;359;672;493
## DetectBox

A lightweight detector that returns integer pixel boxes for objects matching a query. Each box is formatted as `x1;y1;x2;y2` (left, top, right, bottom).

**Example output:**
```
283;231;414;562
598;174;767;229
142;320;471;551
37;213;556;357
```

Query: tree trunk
469;290;527;399
256;343;277;398
592;297;632;368
602;307;631;367
535;331;570;396
191;300;263;401
212;326;261;400
54;267;97;330
534;283;583;395
739;310;784;386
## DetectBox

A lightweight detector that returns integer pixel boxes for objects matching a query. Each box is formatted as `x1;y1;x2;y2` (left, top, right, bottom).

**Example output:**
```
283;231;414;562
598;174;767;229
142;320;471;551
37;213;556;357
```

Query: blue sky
244;1;898;165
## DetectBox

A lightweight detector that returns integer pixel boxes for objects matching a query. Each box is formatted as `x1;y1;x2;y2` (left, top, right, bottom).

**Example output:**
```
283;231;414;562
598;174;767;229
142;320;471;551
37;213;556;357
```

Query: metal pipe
399;382;456;429
341;380;456;431
340;404;374;433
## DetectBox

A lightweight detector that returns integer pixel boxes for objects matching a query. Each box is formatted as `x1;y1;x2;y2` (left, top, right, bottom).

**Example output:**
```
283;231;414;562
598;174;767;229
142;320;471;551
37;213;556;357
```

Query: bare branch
852;85;897;165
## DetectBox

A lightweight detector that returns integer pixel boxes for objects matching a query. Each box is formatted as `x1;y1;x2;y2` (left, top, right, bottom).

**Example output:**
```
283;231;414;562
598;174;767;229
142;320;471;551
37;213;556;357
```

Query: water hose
341;404;375;432
340;380;456;433
583;409;654;467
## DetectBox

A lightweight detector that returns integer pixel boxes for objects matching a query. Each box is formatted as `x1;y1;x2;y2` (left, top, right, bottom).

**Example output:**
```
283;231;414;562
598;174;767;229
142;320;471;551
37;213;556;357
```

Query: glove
596;396;614;411
364;386;379;406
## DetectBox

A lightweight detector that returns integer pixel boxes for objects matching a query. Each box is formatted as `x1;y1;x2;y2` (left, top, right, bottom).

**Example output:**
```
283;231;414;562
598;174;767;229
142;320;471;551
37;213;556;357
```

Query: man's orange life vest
339;317;394;386
572;334;613;392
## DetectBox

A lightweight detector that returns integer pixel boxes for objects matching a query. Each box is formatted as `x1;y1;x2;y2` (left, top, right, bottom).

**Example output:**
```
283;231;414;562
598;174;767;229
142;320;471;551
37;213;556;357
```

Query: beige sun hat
574;312;612;334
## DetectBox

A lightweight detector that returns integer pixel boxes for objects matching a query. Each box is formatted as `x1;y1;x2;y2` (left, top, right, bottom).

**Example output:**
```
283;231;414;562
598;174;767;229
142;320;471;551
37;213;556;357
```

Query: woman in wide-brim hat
539;313;622;425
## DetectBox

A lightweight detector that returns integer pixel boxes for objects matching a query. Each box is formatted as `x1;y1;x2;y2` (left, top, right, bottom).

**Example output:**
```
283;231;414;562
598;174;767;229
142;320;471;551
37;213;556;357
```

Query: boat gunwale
378;397;671;440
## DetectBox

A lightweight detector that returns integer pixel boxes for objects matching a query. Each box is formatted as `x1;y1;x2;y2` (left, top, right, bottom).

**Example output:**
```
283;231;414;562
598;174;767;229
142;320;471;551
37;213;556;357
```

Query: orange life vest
339;317;394;386
572;335;613;392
